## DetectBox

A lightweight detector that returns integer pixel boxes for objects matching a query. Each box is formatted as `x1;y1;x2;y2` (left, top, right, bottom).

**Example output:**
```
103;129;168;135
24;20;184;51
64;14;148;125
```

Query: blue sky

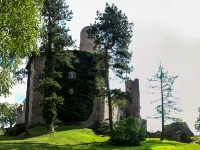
1;0;200;134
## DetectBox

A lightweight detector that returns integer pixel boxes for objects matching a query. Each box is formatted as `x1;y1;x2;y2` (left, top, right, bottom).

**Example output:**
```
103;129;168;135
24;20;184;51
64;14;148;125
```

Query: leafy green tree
0;0;43;97
148;64;182;141
110;116;146;146
88;3;133;131
195;107;200;131
39;0;74;132
0;102;19;129
110;89;132;108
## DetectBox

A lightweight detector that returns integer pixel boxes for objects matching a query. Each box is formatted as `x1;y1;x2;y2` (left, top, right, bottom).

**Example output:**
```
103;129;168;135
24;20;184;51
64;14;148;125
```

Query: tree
25;57;33;136
195;107;200;131
0;102;19;129
88;3;133;131
0;0;43;97
110;116;146;146
148;64;182;141
110;89;132;108
39;0;74;132
14;59;32;136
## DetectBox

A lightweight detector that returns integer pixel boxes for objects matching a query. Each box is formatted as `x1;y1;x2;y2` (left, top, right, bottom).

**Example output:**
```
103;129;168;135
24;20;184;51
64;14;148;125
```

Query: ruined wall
164;122;194;138
30;57;45;125
16;105;25;124
80;26;95;52
81;98;108;127
18;57;46;126
125;79;141;118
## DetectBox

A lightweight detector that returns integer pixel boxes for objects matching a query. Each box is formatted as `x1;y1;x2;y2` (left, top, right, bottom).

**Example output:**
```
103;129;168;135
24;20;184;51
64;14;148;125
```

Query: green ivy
56;51;104;123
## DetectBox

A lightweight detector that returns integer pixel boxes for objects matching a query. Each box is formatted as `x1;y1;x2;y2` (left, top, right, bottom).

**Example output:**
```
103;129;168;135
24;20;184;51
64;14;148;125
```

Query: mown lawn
0;125;200;150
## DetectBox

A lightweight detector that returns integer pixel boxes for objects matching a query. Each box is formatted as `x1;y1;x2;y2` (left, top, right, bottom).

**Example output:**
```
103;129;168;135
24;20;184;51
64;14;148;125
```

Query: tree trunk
160;70;164;141
24;57;32;136
47;123;54;133
104;50;113;131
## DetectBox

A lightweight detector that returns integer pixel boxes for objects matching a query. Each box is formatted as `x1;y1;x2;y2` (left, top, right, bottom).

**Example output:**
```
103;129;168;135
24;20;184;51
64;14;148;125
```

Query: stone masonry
125;79;140;118
16;26;145;129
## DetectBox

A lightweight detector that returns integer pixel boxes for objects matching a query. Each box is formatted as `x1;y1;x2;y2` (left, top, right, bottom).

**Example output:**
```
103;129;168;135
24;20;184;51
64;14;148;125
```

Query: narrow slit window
38;74;45;80
74;58;79;63
69;88;74;94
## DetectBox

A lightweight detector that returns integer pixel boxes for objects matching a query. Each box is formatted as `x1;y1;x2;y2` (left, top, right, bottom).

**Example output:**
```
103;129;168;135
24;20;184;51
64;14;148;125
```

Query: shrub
109;116;146;146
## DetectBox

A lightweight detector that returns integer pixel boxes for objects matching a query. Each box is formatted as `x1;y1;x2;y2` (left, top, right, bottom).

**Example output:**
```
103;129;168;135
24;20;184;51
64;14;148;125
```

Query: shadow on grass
0;138;194;150
0;142;72;150
54;125;86;132
0;125;93;142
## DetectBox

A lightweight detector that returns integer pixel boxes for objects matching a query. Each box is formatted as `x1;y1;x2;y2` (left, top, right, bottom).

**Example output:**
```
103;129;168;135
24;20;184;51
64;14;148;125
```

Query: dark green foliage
88;3;133;131
0;102;19;129
88;3;133;80
110;116;146;146
110;89;132;108
39;0;74;132
56;51;104;122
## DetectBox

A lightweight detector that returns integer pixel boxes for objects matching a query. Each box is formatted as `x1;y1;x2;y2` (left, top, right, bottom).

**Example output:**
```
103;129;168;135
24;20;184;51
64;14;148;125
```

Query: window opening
68;71;76;79
38;74;45;80
74;58;79;63
69;88;74;94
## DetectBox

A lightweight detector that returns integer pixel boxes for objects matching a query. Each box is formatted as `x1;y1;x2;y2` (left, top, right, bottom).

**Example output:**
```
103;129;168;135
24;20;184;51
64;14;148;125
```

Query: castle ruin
17;26;146;129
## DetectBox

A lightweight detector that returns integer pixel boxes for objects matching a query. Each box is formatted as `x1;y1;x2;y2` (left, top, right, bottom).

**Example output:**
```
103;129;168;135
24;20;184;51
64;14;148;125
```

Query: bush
109;116;146;146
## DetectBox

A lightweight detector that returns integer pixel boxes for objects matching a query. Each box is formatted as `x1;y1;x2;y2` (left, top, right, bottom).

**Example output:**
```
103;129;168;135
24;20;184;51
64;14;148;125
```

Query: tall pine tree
148;64;182;141
88;3;133;131
40;0;74;132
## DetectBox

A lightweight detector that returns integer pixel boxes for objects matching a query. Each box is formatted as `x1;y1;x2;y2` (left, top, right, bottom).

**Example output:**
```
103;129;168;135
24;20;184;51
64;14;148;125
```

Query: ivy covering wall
56;50;104;123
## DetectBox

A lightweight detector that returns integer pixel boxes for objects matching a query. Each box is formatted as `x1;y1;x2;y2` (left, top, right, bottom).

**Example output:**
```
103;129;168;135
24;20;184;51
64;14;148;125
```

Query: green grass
0;125;200;150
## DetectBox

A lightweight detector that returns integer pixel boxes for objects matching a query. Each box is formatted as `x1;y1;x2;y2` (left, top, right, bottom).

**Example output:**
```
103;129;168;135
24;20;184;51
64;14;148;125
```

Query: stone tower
125;79;141;118
80;26;95;52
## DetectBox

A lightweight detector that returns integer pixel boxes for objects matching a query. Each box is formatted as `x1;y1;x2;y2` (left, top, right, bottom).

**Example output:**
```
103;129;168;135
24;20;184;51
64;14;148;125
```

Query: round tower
125;79;141;118
80;26;95;52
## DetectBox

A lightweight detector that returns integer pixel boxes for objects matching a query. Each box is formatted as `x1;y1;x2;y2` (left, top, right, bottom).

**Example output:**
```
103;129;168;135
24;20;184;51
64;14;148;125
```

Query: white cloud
0;80;27;104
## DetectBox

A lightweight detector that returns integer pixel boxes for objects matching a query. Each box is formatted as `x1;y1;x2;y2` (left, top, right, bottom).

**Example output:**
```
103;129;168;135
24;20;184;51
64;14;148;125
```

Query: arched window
74;57;79;63
69;88;74;94
68;71;76;79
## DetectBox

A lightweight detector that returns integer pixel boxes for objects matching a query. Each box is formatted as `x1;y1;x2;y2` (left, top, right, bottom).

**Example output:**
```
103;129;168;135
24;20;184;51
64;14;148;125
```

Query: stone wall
16;105;25;124
30;57;45;125
81;98;108;127
18;54;111;128
125;79;140;118
171;131;191;143
80;26;95;52
16;57;46;126
164;122;194;138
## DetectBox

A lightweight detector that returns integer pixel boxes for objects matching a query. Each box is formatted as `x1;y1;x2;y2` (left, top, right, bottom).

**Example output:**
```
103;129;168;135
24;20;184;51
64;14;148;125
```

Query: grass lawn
0;125;200;150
